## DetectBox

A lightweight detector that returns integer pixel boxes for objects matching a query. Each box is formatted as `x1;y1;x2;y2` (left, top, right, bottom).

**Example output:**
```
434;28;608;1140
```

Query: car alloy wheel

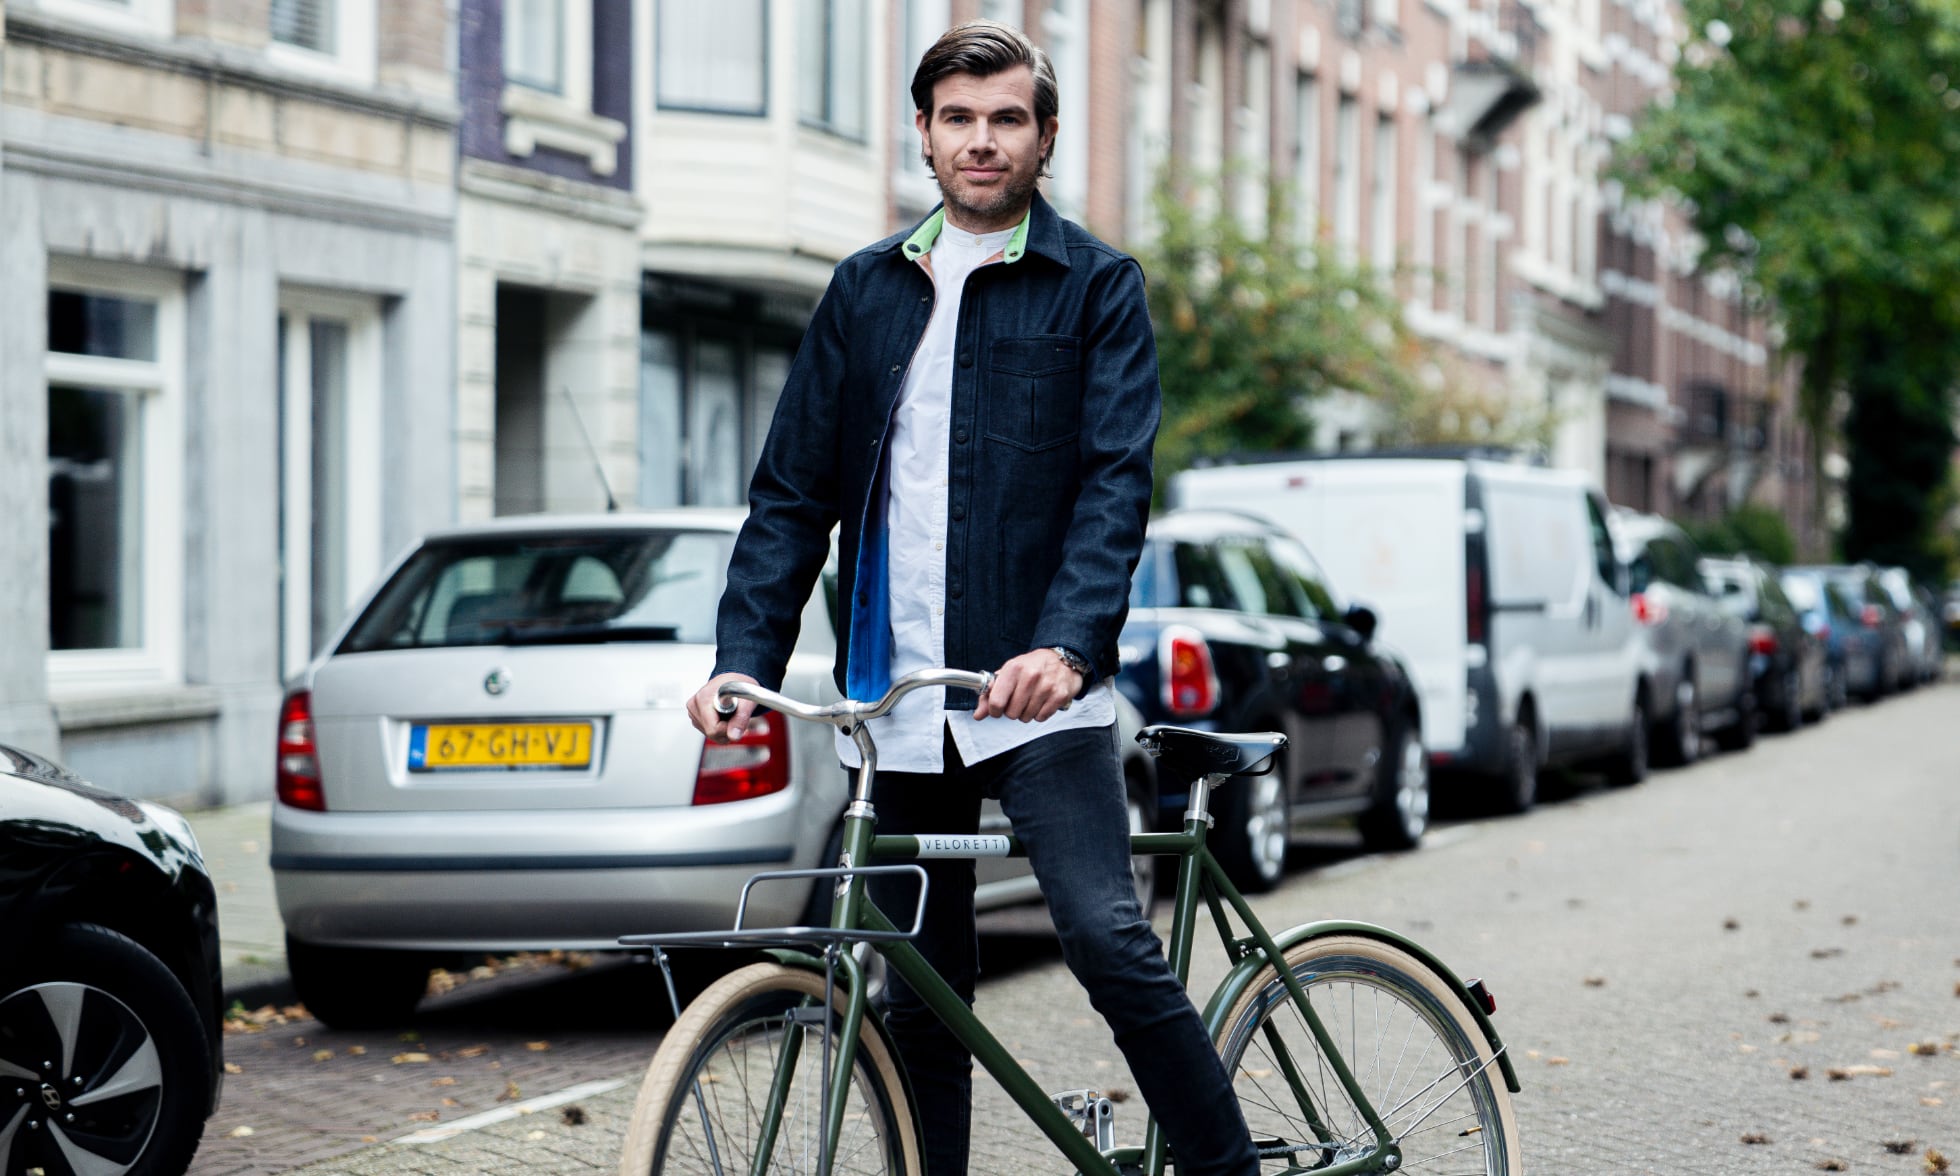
1671;676;1700;764
1362;727;1430;851
1243;772;1289;888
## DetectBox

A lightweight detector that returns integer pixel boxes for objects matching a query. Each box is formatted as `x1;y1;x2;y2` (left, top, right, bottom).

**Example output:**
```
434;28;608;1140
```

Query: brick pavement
193;675;1959;1174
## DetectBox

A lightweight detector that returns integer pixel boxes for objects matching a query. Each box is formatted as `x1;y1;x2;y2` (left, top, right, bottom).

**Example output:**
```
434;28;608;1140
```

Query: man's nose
969;118;996;152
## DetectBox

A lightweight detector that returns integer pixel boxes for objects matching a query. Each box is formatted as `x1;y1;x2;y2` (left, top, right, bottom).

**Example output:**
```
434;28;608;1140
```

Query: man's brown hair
911;20;1058;171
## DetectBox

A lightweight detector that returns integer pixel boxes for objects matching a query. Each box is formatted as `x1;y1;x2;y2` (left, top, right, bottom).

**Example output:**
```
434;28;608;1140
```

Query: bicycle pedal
1050;1089;1116;1153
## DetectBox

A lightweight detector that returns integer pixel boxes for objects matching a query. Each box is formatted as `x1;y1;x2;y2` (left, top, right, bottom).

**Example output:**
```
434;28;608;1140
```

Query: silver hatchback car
272;510;1155;1028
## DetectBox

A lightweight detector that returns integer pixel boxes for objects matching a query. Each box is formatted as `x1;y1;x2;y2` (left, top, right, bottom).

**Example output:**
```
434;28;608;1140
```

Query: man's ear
1041;116;1059;164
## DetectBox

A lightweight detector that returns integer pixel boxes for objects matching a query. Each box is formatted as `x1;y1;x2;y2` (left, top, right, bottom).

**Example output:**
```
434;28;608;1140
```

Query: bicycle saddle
1136;725;1286;779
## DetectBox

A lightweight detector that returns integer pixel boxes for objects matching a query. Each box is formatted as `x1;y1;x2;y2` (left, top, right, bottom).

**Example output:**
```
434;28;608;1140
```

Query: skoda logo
40;1083;62;1111
484;668;512;697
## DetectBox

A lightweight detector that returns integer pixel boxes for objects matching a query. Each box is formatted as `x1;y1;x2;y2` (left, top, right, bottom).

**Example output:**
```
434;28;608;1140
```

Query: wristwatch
1048;645;1091;677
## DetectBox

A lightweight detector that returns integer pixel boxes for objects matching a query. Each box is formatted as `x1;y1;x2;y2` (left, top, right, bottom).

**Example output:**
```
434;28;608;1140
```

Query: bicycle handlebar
714;667;995;728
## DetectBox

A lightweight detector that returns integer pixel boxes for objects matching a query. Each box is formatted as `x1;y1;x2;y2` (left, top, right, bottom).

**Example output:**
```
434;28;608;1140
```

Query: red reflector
1861;603;1883;629
276;690;326;812
1160;628;1219;719
1632;592;1668;626
693;713;791;805
1749;625;1778;656
1465;977;1497;1016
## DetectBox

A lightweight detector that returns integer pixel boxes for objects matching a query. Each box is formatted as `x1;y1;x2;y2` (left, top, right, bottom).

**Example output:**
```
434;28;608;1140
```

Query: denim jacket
712;192;1160;709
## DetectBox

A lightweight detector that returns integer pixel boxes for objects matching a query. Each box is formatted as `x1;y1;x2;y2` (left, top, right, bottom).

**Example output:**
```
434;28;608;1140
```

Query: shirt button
957;353;973;368
934;542;943;551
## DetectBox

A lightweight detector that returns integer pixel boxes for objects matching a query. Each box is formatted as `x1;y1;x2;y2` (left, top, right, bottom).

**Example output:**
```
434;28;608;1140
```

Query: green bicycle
619;668;1521;1175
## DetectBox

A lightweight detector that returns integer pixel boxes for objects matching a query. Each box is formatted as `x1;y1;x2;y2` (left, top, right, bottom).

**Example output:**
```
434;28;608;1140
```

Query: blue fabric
711;193;1160;704
845;457;893;700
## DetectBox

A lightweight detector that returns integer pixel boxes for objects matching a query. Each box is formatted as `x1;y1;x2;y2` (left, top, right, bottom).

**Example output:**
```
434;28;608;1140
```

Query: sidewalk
186;801;295;1008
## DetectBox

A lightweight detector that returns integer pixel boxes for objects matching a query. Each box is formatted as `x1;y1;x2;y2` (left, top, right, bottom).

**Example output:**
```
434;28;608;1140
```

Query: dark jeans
864;725;1257;1176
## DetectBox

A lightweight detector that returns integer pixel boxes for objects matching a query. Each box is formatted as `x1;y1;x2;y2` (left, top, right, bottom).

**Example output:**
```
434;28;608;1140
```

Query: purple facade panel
458;0;634;189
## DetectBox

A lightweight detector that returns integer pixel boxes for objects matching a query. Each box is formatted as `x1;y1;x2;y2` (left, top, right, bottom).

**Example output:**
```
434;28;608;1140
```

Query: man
687;21;1257;1176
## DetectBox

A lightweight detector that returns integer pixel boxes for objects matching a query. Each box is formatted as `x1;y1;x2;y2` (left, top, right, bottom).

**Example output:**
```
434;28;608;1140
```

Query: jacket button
890;364;901;373
949;584;963;599
954;429;968;444
957;353;973;368
950;506;966;521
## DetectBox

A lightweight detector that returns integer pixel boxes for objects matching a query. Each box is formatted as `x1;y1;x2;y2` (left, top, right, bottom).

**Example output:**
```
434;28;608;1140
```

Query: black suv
1117;509;1428;892
0;744;223;1175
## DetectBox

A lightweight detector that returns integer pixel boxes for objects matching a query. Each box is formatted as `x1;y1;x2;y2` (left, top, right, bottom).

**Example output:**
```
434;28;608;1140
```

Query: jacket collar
895;191;1071;269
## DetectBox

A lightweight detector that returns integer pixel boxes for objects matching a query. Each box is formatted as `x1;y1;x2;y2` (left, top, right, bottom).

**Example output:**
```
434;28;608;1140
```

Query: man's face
916;65;1057;233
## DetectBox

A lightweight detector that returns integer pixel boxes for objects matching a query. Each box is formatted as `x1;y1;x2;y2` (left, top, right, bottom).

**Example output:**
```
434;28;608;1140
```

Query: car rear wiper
484;623;681;645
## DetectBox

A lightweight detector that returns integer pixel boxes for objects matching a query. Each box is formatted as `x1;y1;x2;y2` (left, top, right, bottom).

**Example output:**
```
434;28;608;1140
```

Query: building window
1333;95;1361;259
35;0;172;37
505;0;566;94
657;0;767;115
1043;0;1090;219
45;267;184;691
1294;71;1320;235
800;0;869;139
268;0;375;81
1236;38;1271;234
1371;113;1398;272
1127;0;1172;242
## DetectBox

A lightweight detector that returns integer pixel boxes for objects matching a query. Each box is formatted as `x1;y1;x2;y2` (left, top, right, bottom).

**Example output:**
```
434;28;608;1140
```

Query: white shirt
836;220;1114;772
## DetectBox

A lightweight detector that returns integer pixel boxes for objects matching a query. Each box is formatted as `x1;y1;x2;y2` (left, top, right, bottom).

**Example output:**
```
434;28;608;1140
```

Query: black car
0;744;223;1175
1117;509;1428;892
1701;555;1829;731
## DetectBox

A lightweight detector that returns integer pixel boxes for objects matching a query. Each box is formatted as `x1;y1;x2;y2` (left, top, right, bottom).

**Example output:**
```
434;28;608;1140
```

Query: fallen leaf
1910;1042;1942;1056
1742;1132;1771;1145
1870;980;1902;995
223;1062;243;1075
1790;1066;1809;1080
458;1044;490;1058
1723;918;1740;931
1739;1044;1759;1054
408;1111;439;1123
525;1130;547;1141
347;1045;366;1056
1816;1160;1847;1171
1768;1013;1791;1024
392;1052;432;1065
442;1098;460;1108
1828;1068;1851;1081
226;1126;255;1138
1812;948;1844;959
1843;1064;1894;1077
1841;915;1858;926
1745;989;1761;998
312;1050;333;1063
1795;900;1810;910
1923;1097;1945;1107
497;1080;521;1102
1106;1088;1131;1103
361;1136;377;1143
1873;1048;1902;1060
524;1041;552;1052
293;1036;307;1047
433;1076;458;1086
1928;1148;1950;1174
1582;976;1607;988
561;1106;587;1126
1886;1141;1919;1155
1243;1068;1273;1079
1545;1056;1570;1066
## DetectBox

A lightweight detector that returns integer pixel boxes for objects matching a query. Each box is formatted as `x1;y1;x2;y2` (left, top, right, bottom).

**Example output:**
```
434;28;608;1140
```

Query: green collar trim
900;207;1032;264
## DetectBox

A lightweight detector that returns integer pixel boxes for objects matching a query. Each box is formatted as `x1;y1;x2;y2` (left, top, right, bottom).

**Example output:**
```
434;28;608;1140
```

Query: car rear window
1780;575;1820;612
338;530;733;653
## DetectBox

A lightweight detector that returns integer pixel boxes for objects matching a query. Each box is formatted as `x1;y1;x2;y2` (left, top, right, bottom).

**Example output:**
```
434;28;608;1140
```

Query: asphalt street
192;674;1959;1175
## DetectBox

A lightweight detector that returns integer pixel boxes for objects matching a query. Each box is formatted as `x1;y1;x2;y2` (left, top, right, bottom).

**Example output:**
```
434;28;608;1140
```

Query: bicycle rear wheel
619;962;920;1176
1215;934;1520;1175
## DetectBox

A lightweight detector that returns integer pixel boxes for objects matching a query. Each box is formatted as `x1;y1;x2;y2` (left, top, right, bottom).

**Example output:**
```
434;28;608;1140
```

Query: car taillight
1465;563;1486;645
276;690;326;812
1632;592;1668;626
1861;603;1883;629
693;713;791;805
1160;628;1219;718
1749;625;1778;656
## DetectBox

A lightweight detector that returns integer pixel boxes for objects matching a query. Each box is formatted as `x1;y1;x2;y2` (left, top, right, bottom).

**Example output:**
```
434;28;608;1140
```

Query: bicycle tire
619;962;921;1176
1215;934;1522;1175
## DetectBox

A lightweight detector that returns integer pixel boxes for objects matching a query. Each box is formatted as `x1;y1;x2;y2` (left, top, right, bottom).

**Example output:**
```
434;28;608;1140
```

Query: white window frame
1333;94;1361;260
500;0;626;175
44;261;185;697
267;0;377;86
654;0;768;116
31;0;173;38
277;289;385;681
1370;112;1398;273
1294;70;1321;236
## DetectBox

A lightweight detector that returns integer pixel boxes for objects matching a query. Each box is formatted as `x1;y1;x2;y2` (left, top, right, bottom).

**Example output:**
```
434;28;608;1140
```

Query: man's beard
925;149;1043;226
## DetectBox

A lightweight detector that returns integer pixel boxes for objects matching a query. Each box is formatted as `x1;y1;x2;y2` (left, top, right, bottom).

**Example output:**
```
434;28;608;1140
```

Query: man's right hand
688;672;761;741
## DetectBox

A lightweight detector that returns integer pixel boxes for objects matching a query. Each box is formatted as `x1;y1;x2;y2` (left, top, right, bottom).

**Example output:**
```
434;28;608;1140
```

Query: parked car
1780;567;1879;705
1612;511;1755;763
1114;508;1429;892
273;510;1157;1029
1173;454;1646;815
1943;580;1960;649
0;744;223;1176
1787;565;1910;699
1871;565;1944;685
1700;555;1829;730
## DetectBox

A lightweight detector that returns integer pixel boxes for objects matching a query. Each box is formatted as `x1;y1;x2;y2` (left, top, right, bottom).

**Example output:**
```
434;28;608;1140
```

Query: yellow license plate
409;723;593;771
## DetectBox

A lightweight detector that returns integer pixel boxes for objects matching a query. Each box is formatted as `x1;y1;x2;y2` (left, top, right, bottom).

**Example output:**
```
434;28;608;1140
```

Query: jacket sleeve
711;266;853;690
1029;257;1160;683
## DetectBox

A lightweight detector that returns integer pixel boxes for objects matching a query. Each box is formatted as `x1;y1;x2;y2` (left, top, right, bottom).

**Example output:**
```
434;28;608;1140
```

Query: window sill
54;684;223;732
502;85;626;177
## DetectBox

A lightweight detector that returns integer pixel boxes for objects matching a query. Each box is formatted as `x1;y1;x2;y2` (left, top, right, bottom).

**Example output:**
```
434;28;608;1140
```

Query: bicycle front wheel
619;962;920;1176
1215;934;1521;1175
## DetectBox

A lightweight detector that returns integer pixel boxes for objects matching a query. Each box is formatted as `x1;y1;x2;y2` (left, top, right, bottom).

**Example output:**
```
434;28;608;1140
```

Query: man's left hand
974;648;1083;722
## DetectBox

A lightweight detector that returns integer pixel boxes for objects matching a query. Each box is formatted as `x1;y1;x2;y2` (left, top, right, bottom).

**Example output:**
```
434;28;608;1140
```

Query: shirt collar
902;205;1032;265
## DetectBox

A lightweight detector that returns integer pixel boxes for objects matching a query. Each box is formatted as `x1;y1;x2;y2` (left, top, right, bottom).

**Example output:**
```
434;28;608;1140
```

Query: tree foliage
1683;503;1799;565
1133;176;1426;493
1615;0;1960;579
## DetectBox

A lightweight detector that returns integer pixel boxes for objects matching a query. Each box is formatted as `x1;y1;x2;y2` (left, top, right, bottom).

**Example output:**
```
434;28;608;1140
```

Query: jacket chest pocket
983;334;1082;452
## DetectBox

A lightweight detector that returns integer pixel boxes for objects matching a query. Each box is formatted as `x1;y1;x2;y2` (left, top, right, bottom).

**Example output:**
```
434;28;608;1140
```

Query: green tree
1133;175;1426;494
1684;503;1799;565
1615;0;1960;581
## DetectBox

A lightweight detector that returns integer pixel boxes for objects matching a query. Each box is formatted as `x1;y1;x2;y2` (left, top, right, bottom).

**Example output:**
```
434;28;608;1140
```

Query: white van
1172;455;1648;811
